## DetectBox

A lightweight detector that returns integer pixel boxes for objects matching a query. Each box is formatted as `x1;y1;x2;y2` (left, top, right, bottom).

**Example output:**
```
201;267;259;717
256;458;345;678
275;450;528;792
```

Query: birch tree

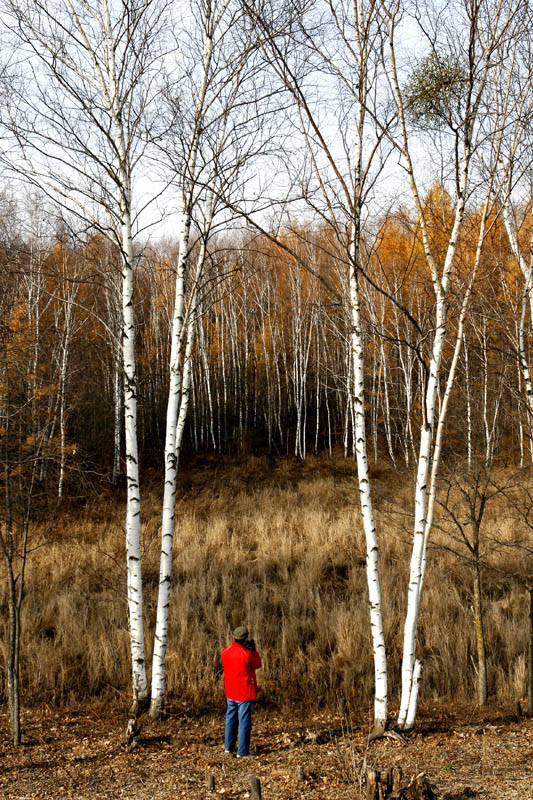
434;274;519;705
381;0;523;729
244;0;391;735
1;0;169;726
150;0;279;717
491;28;533;455
151;4;224;716
48;242;88;499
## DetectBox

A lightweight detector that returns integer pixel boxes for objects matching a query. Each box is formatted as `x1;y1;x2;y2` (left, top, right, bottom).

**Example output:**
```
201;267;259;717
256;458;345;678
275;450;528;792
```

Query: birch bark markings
349;238;388;730
419;194;497;595
150;238;207;715
349;10;387;723
2;0;168;718
383;0;508;729
101;0;149;709
151;0;247;714
247;0;389;731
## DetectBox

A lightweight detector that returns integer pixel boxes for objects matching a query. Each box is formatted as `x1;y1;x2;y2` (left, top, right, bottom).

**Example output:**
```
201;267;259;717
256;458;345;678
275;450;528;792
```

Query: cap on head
233;625;248;642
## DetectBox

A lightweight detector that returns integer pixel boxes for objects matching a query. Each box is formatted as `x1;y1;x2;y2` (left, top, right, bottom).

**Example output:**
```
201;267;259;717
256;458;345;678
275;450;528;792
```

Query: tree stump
366;768;435;800
366;768;381;800
392;766;403;792
383;767;394;795
250;776;262;800
390;772;435;800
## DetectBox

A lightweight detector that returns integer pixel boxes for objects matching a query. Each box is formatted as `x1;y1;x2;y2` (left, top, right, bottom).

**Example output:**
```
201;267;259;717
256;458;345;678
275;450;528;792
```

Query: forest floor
1;702;532;800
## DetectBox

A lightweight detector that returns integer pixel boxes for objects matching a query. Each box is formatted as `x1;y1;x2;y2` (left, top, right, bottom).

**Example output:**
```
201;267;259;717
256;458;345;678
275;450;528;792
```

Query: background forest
1;0;533;751
1;190;531;713
3;192;533;479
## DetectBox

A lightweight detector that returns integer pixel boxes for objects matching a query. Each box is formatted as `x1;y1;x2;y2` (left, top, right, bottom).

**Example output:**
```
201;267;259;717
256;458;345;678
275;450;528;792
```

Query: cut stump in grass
250;776;262;800
366;768;436;800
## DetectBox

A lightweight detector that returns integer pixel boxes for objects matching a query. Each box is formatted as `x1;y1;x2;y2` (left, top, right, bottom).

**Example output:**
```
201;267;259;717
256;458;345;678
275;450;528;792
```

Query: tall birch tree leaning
381;0;520;730
149;0;278;718
0;0;169;734
149;0;219;719
244;0;390;736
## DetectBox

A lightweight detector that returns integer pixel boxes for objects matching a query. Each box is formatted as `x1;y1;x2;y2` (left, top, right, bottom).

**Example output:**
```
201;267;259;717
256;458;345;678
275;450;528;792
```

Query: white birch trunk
175;274;200;466
122;230;147;707
102;0;147;707
349;238;387;730
5;0;166;727
392;92;472;738
502;201;533;424
384;0;493;726
150;248;203;715
149;0;218;715
517;301;533;464
397;209;467;728
113;346;122;485
420;198;492;592
404;659;423;731
149;215;190;716
57;303;72;500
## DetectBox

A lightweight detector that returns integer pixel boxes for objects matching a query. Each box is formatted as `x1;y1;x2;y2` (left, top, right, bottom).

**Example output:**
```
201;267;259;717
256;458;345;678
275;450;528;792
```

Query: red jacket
222;642;262;702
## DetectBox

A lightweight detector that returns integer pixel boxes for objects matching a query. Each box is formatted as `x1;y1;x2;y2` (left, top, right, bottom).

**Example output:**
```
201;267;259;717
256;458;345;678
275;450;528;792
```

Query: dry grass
0;454;530;710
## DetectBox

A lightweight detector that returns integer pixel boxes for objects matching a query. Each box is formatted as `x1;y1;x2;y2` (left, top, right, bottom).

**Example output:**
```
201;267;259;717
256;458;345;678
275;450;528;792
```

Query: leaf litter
1;702;532;799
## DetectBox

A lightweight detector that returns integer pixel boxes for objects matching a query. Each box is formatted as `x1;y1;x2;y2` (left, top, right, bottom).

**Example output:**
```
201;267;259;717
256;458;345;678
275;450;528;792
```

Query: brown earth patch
1;703;532;799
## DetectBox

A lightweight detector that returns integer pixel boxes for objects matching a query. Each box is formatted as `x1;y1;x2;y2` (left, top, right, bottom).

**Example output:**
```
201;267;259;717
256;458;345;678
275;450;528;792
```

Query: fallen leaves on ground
1;702;532;799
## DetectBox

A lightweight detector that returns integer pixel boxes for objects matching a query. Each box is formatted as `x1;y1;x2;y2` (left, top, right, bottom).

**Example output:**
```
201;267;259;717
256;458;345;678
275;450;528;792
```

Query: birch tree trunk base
363;716;387;742
148;697;164;721
125;695;150;749
125;716;142;750
364;726;406;744
128;694;150;719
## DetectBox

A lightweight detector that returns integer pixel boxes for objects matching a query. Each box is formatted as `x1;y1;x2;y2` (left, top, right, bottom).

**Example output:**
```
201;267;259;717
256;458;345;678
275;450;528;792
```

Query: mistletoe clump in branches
403;50;467;129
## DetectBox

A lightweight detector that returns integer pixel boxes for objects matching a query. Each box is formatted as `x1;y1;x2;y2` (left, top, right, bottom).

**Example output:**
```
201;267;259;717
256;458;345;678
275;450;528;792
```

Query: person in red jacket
222;625;261;757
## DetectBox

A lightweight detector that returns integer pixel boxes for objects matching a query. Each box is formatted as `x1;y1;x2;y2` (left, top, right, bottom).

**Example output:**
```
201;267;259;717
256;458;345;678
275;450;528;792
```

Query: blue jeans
224;699;252;756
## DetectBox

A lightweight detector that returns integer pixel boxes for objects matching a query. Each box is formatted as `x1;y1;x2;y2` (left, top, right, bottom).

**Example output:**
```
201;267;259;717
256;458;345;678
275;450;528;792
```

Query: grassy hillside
1;454;529;709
